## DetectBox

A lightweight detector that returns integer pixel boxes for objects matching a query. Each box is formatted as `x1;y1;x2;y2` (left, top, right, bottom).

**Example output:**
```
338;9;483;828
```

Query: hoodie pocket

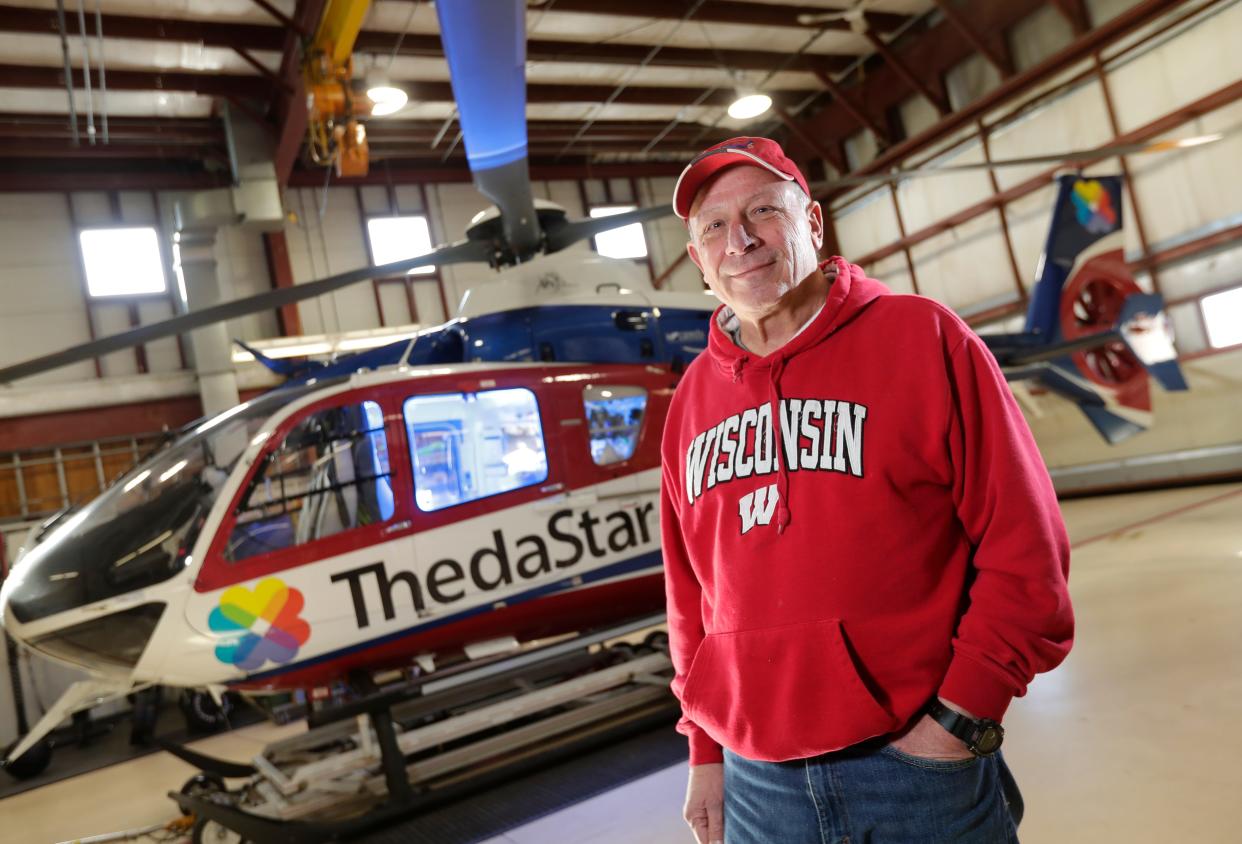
681;618;898;762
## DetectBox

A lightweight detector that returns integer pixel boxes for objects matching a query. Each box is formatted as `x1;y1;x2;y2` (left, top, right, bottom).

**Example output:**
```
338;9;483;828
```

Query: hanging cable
641;18;750;155
431;108;458;149
688;23;833;148
750;10;930;141
75;0;96;145
54;0;79;145
387;0;421;70
641;85;717;154
94;0;109;144
556;0;708;160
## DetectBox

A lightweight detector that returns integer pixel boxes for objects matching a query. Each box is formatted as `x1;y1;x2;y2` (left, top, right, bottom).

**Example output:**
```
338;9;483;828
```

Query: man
660;137;1073;844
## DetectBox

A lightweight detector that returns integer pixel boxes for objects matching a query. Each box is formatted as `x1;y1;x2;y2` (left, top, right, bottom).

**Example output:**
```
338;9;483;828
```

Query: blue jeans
723;742;1022;843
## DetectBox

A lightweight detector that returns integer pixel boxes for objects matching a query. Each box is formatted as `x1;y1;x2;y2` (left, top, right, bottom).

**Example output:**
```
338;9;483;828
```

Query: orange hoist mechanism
303;0;373;177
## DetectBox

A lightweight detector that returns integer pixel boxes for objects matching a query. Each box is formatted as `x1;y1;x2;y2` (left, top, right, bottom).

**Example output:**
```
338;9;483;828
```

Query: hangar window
1201;286;1242;349
226;400;394;561
79;227;167;297
590;205;649;260
403;388;548;512
367;215;435;275
583;385;647;466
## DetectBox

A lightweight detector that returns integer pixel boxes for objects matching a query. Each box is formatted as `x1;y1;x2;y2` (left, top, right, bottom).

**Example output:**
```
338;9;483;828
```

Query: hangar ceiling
0;0;1173;192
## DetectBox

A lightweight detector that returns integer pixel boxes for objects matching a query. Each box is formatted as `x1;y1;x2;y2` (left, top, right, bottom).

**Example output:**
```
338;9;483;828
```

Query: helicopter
0;0;1189;775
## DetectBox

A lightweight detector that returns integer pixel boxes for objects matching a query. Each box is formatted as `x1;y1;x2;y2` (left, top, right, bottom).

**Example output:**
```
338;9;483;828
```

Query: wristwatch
924;698;1004;756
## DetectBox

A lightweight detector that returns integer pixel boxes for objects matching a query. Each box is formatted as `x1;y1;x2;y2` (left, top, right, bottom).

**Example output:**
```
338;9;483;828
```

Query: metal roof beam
392;80;809;107
0;138;227;160
0;113;223;141
862;29;951;116
288;161;686;185
1049;0;1093;35
0;4;284;51
0;64;273;99
811;69;892;147
0;5;856;75
929;0;1015;77
273;0;329;184
798;0;1195;198
478;0;913;34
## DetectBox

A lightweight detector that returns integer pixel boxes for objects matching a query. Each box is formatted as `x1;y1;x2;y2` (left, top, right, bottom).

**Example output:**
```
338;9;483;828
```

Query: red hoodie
660;257;1073;766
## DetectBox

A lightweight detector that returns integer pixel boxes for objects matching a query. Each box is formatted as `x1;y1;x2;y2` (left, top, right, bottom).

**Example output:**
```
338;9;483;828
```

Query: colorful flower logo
1070;179;1118;235
209;578;310;670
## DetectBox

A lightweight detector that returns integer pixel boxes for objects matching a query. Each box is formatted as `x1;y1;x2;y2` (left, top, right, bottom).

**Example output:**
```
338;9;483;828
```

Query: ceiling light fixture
366;70;408;117
728;92;772;120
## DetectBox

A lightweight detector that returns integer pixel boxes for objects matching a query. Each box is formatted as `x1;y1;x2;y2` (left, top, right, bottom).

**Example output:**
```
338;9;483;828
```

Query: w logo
738;484;779;534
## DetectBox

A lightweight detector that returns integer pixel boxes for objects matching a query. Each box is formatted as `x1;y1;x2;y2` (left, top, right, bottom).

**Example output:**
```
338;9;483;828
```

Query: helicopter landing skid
169;615;676;844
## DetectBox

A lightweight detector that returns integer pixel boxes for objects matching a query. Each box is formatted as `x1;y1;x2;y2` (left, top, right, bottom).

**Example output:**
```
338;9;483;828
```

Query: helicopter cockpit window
227;401;394;562
583;386;647;466
403;388;548;512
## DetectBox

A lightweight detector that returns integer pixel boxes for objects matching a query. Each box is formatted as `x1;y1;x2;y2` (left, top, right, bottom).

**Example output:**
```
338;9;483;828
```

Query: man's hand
888;699;975;761
683;762;724;844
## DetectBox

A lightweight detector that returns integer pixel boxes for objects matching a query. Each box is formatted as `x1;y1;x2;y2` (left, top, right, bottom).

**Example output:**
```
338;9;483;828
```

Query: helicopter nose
1;564;28;629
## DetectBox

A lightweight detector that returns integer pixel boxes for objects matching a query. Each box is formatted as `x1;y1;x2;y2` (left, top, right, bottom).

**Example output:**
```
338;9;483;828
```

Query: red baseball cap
673;136;811;219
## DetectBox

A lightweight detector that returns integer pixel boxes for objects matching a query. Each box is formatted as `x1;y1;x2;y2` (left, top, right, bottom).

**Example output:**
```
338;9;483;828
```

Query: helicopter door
197;398;401;587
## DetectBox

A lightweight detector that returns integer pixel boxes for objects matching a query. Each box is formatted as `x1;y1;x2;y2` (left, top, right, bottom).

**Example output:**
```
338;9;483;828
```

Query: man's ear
807;200;825;252
686;239;705;274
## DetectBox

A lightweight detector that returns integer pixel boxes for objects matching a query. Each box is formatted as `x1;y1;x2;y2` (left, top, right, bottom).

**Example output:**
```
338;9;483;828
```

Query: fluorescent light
232;326;422;363
367;69;408;117
336;332;416;352
369;85;408;116
264;342;331;359
728;93;772;120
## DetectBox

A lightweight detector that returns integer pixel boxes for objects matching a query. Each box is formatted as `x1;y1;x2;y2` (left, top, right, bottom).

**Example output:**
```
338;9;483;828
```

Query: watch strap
924;698;1004;756
924;698;974;742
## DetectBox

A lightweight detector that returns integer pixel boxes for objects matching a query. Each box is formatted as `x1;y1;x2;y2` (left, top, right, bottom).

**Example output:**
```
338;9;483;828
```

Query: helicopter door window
226;401;394;562
403;388;548;512
583;386;648;466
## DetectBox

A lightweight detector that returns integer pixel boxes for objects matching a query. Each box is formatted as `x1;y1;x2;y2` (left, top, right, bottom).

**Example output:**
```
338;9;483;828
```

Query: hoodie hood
704;256;891;533
707;256;891;380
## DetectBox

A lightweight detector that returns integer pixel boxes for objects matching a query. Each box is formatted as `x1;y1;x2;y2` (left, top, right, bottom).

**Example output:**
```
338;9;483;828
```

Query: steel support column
1093;54;1163;295
173;216;239;417
978;122;1028;304
262;231;303;336
886;184;920;295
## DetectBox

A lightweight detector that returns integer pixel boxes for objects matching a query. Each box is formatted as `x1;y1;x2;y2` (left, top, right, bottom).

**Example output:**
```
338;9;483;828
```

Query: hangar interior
0;0;1240;842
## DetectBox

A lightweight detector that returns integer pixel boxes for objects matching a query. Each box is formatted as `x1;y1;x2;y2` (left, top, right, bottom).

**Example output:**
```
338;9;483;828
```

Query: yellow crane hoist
304;0;373;177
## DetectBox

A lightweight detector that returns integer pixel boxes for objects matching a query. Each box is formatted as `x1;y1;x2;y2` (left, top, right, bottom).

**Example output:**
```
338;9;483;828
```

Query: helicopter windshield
4;383;333;627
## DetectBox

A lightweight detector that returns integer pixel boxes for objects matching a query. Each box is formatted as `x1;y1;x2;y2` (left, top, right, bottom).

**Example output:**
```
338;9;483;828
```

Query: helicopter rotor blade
436;0;540;258
544;204;677;254
0;238;492;385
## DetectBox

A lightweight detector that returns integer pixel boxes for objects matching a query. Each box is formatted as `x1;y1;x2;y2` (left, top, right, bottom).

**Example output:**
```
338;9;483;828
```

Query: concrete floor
3;482;1240;843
